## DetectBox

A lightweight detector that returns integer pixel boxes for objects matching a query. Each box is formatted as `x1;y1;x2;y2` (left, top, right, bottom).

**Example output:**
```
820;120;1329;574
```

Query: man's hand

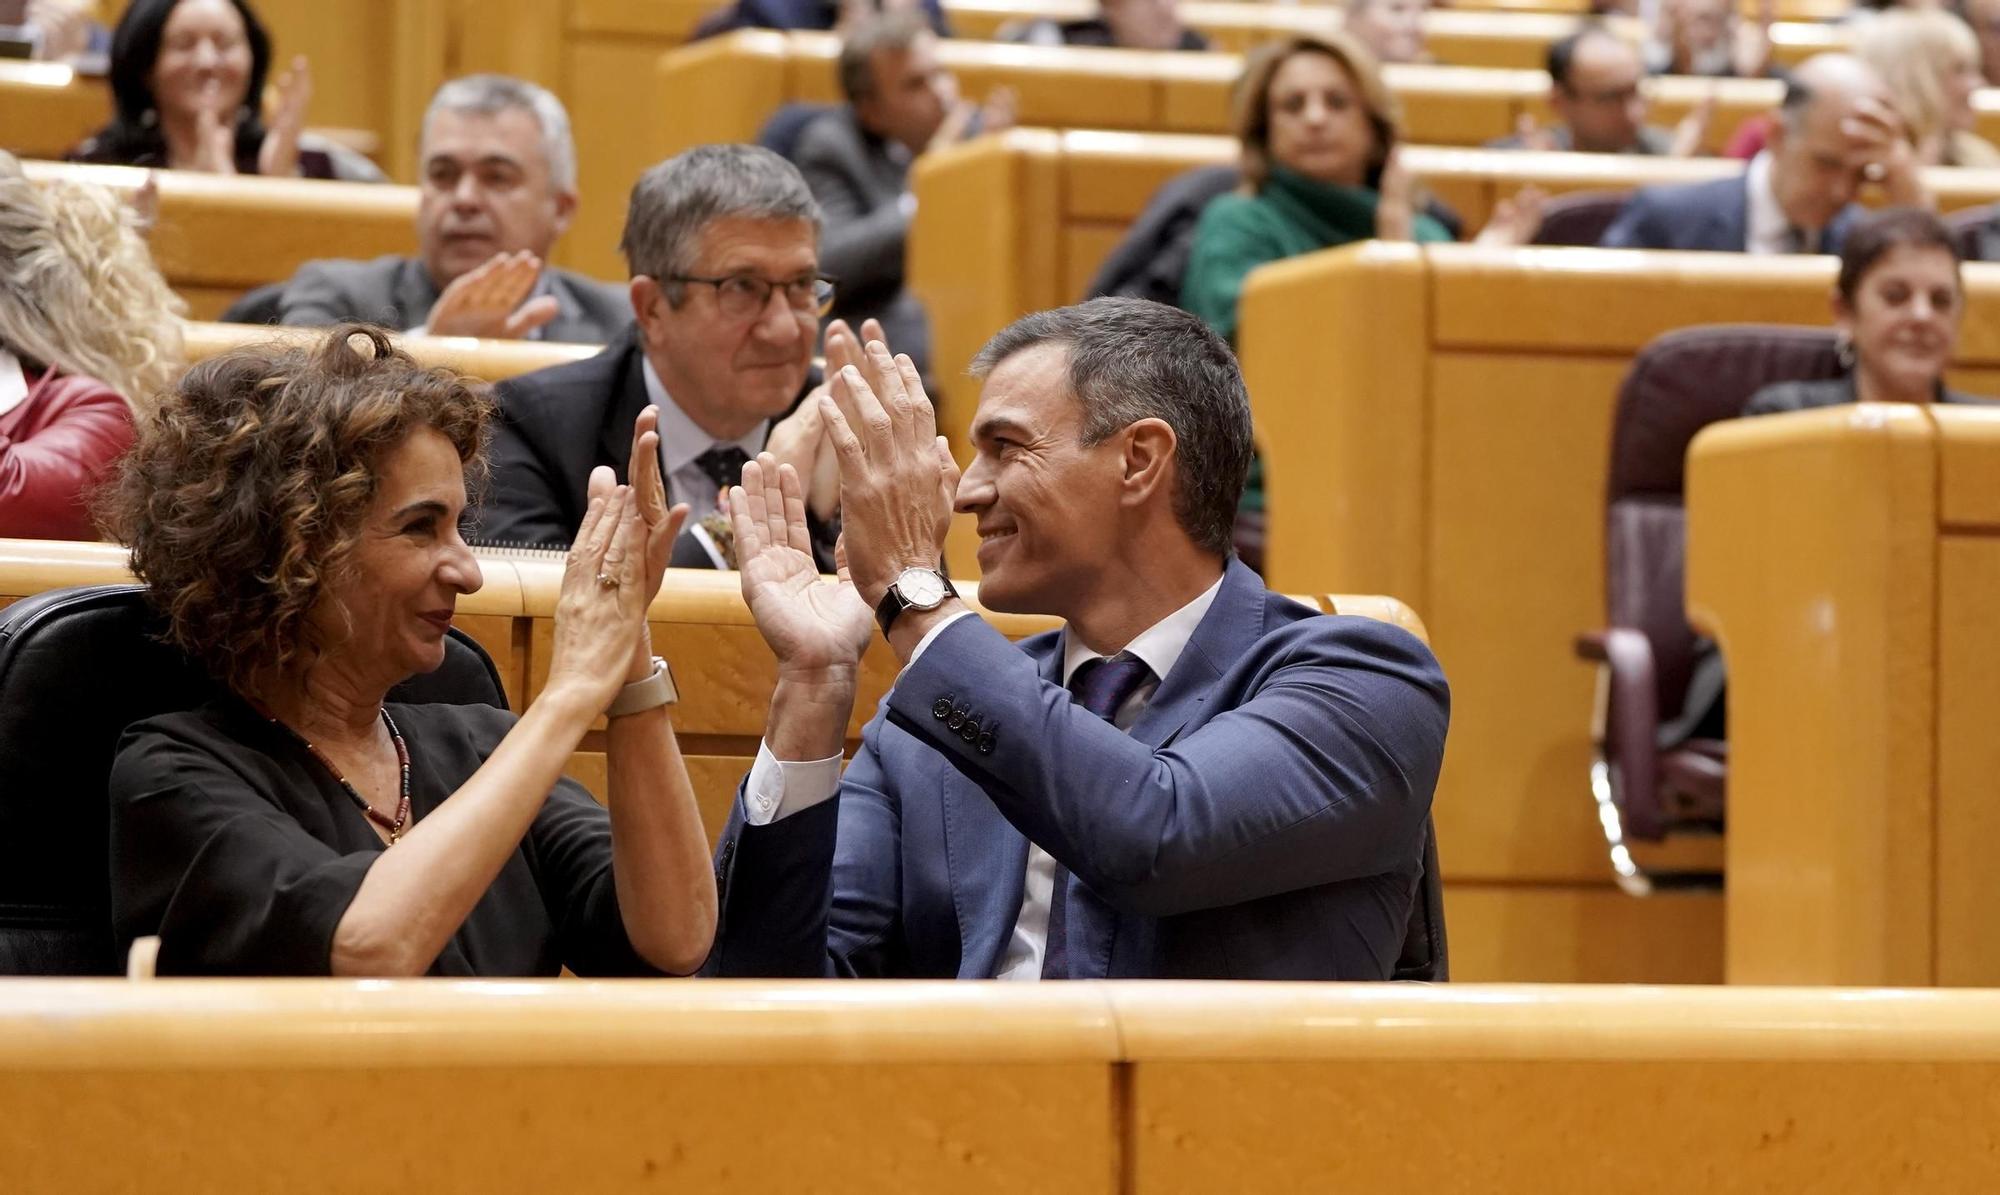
1509;113;1560;153
733;454;874;675
425;250;562;339
765;317;888;522
1845;96;1931;209
979;87;1019;137
818;342;960;608
257;55;312;178
1669;92;1715;158
1474;185;1546;246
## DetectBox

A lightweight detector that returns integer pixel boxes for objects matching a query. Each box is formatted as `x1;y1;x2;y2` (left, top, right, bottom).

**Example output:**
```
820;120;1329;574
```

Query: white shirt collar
1060;574;1226;689
0;350;29;419
1744;152;1805;255
639;355;766;474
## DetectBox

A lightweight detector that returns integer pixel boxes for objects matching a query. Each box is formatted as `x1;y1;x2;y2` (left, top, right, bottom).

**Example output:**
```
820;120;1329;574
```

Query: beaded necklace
259;706;413;843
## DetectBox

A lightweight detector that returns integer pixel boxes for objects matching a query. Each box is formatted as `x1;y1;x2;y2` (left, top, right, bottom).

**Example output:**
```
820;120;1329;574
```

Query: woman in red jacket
0;152;185;540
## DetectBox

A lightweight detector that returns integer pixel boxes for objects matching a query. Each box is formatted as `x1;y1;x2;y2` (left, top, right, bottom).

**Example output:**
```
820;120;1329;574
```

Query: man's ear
629;276;668;343
1119;418;1179;508
550;189;579;238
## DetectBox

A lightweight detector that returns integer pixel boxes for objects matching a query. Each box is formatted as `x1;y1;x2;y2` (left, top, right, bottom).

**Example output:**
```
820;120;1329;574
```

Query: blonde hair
1855;11;1981;158
0;152;185;411
1232;31;1401;190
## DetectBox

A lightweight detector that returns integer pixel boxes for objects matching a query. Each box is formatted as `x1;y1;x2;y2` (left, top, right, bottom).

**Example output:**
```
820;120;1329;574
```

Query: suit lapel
1126;560;1268;749
595;328;650;487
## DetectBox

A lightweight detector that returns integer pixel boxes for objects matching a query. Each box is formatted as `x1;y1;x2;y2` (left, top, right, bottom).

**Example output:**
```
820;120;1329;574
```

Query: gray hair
839;11;932;103
422;74;578;193
970;298;1252;558
619;145;822;293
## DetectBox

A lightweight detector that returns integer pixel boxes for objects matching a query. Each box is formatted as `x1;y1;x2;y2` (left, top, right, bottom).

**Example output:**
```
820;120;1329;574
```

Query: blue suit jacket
704;560;1451;980
1597;173;1862;254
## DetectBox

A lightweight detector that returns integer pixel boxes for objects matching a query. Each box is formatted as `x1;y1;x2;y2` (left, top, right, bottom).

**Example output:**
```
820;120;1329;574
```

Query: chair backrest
1392;817;1448;982
1531;188;1629;246
1604;325;1841;722
758;101;837;162
1083;162;1240;305
1946;202;1994;261
0;585;508;975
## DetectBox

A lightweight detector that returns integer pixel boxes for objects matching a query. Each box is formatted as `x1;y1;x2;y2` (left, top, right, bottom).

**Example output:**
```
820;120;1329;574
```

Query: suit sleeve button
932;697;952;720
976;732;996;755
947;707;967;730
960;717;980;743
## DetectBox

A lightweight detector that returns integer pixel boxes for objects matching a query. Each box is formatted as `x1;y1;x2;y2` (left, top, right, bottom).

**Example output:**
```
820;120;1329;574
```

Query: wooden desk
1687;402;2000;986
179;321;600;378
0;60;108;162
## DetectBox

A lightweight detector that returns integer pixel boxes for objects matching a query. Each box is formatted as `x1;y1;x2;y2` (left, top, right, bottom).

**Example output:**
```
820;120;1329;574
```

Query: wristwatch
875;567;958;635
606;656;679;717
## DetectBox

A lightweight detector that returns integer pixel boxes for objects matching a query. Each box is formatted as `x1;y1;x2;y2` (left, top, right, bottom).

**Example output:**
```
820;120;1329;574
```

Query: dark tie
1042;652;1156;981
693;445;751;496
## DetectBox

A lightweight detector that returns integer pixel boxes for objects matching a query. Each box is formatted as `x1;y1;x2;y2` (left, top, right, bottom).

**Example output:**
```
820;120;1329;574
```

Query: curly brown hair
104;324;494;691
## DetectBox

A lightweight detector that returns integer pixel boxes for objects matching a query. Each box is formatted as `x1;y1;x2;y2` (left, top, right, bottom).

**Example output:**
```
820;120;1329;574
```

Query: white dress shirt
0;350;29;419
1743;152;1816;255
740;574;1226;981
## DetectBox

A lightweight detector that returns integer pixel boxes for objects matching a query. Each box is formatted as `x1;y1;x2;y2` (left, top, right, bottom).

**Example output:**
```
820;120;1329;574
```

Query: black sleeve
523;776;664;977
109;722;377;976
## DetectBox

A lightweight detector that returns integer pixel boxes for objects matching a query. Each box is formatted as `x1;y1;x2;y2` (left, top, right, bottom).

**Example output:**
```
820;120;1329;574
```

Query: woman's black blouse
109;699;658;977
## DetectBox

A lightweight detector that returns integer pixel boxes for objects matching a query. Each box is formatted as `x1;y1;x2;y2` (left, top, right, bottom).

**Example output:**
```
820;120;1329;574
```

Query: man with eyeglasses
1491;26;1685;156
480;145;845;569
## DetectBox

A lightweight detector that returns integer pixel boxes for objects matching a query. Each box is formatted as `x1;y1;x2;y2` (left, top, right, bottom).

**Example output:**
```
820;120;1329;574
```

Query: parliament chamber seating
0;61;108;163
179;321;601;378
1688;403;2000;986
1575;325;1846;896
1226;244;2000;984
1;980;1998;1190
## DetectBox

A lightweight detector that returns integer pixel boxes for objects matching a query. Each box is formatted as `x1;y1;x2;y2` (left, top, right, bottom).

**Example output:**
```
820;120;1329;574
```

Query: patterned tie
1042;652;1156;981
693;445;751;497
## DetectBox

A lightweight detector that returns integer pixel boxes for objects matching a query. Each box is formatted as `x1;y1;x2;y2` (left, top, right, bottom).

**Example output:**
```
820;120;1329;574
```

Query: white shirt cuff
906;609;976;665
741;741;844;826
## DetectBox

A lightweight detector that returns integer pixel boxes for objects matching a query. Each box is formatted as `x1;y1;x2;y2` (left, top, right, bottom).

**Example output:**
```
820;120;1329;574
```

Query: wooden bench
4;981;1999;1191
1229;244;2000;981
1688;402;2000;986
907;128;2000;465
0;60;109;162
179;321;601;378
21;160;418;320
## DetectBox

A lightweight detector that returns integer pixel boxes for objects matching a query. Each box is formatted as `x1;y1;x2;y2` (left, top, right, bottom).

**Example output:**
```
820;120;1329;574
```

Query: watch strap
606;656;678;716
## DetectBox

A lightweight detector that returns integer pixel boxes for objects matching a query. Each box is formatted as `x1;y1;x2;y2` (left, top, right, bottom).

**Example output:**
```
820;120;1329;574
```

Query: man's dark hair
969;298;1253;558
1546;23;1622;91
837;11;932;104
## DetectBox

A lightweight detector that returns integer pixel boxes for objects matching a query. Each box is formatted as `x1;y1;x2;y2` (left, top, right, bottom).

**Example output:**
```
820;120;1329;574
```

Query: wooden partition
22;161;418;319
908;128;2000;463
179;321;601;377
0;61;108;162
1687;403;2000;987
1232;246;2000;983
4;981;1999;1192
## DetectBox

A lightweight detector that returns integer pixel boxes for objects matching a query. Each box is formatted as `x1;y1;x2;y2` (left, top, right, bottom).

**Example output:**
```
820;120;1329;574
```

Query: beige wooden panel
559;37;688;284
1937;534;2000;986
1938;403;2000;527
0;61;108;160
1443;882;1722;983
255;0;399;156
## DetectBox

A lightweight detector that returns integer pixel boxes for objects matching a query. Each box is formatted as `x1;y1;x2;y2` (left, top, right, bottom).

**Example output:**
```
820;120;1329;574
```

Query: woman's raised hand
545;483;656;713
258;56;313;178
1375;149;1416;242
626;405;690;609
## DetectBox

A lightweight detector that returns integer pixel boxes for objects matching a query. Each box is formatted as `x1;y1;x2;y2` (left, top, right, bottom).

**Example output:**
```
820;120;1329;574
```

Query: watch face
896;568;948;608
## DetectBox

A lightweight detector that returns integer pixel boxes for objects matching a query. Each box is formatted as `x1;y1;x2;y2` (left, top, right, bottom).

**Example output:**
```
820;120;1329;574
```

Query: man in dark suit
479;145;840;568
276;75;628;344
1600;54;1926;256
706;298;1449;980
1488;26;1682;156
792;12;1014;376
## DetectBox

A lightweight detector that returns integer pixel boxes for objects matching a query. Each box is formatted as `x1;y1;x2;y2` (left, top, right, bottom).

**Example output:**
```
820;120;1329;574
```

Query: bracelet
606;656;678;717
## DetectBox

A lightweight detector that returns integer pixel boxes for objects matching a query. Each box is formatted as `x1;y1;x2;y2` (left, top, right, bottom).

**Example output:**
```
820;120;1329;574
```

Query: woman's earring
140;107;157;128
1835;333;1857;371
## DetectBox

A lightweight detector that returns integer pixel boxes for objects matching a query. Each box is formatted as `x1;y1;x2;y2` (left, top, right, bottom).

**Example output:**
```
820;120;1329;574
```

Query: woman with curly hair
0;151;185;540
102;324;717;976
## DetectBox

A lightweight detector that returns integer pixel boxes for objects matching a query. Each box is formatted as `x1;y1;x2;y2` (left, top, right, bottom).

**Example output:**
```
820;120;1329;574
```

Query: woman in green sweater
1181;29;1539;522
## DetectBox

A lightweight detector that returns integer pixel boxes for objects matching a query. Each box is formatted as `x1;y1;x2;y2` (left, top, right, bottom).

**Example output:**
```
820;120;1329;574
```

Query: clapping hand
734;455;874;676
583;406;689;682
1375;148;1415;241
257;56;312;178
817;342;960;609
426;250;563;339
763;317;887;522
545;485;656;713
1474;186;1547;246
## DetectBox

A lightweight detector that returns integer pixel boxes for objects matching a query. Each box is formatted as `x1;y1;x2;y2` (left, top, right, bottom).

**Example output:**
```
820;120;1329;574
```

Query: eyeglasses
668;273;837;320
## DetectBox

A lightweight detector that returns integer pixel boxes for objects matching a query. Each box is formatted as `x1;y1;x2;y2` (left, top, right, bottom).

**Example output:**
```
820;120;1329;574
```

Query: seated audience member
1004;0;1211;51
484;146;847;569
0;153;183;541
68;0;380;181
275;76;628;343
797;14;1015;376
698;0;948;39
1968;0;2000;88
1645;0;1769;79
705;298;1449;980
1855;10;2000;168
1491;26;1689;155
1344;0;1428;66
1747;208;1993;414
1600;55;1923;255
103;325;716;976
19;0;108;63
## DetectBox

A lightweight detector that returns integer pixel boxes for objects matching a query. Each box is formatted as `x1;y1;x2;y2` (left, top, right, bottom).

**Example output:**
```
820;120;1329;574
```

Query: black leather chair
218;281;288;326
1575;324;1841;894
1392;819;1448;981
0;584;508;975
1532;189;1629;247
1945;203;1994;262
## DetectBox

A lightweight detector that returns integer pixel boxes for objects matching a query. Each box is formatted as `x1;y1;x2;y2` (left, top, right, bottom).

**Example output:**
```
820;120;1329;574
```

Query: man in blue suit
1600;54;1927;256
704;298;1449;980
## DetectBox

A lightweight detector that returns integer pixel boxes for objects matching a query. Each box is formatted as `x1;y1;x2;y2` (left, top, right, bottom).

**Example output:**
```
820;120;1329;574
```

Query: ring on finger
1863;162;1886;183
596;573;620;590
